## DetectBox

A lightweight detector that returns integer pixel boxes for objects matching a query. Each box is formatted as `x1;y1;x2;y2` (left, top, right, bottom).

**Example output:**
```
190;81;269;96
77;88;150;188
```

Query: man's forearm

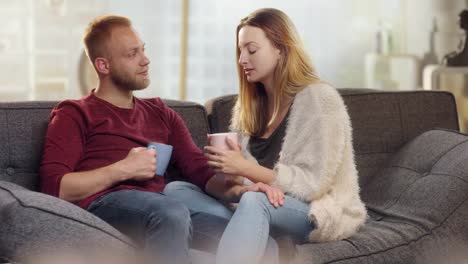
59;161;129;202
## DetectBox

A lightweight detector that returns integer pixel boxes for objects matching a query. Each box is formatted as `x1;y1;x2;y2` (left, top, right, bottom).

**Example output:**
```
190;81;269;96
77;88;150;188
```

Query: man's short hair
83;15;132;64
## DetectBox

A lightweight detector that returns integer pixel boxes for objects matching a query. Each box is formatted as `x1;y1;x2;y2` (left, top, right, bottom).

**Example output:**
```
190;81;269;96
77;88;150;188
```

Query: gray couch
1;89;468;263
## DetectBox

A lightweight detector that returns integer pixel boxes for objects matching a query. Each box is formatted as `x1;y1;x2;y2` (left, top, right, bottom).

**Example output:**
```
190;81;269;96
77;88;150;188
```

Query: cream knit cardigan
231;83;367;242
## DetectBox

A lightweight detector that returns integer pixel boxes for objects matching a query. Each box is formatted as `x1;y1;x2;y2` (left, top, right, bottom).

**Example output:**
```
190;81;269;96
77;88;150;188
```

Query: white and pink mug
207;132;239;150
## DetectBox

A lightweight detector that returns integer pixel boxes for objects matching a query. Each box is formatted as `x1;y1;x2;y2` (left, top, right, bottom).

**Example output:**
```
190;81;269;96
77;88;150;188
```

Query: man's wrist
109;160;131;182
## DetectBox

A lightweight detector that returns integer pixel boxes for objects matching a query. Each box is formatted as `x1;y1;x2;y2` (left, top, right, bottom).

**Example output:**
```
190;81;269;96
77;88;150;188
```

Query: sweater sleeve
39;103;86;197
272;85;349;202
164;103;215;191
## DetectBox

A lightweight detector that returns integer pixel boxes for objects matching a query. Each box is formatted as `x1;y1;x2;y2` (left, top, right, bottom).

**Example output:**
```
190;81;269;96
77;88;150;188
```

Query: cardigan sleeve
272;85;349;202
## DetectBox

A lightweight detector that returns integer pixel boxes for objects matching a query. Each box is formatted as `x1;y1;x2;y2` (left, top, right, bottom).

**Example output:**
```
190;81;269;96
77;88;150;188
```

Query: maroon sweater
39;92;214;209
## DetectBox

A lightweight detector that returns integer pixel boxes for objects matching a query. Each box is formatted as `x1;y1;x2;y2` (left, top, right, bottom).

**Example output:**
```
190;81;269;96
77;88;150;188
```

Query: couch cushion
0;102;56;191
0;181;134;262
0;99;209;191
163;99;210;150
343;90;458;189
291;129;468;264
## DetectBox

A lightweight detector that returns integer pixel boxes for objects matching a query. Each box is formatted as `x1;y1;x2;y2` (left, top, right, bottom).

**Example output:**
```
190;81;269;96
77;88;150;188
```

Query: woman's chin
246;76;258;83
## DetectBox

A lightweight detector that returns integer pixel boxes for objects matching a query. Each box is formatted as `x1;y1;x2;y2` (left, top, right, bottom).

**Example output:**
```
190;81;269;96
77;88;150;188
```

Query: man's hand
242;182;285;208
118;147;156;181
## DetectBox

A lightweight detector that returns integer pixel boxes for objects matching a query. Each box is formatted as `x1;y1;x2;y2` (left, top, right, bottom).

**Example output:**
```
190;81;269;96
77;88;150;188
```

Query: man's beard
110;68;150;91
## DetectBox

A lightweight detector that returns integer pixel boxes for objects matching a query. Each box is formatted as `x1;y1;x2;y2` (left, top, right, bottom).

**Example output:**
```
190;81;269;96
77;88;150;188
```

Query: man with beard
39;15;232;264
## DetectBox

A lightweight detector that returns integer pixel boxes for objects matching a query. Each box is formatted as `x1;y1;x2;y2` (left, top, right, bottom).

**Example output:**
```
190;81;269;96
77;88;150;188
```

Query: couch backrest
204;89;460;188
0;100;210;191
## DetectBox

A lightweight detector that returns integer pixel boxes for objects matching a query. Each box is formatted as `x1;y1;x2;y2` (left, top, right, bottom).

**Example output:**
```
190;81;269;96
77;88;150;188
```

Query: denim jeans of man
163;181;299;264
87;189;228;264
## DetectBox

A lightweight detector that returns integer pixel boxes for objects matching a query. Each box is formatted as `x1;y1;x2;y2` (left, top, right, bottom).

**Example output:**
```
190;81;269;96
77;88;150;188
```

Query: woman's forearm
238;160;277;184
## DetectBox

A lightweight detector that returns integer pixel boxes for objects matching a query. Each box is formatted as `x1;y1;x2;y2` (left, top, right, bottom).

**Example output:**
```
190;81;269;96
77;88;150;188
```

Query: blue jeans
163;181;299;264
163;181;234;220
216;191;314;264
87;189;228;264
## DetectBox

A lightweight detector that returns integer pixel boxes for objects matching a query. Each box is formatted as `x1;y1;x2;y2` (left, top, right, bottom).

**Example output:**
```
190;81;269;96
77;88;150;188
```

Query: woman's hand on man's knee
242;183;284;208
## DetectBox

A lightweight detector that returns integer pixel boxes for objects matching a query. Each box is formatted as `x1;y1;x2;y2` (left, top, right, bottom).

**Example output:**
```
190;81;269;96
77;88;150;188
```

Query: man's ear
95;57;110;75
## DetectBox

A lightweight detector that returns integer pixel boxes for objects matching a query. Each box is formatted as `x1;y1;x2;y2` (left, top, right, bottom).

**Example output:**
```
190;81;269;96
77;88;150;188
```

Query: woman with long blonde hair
202;8;367;264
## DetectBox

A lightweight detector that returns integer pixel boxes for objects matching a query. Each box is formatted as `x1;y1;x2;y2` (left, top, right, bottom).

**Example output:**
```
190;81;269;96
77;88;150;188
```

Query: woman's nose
238;52;248;65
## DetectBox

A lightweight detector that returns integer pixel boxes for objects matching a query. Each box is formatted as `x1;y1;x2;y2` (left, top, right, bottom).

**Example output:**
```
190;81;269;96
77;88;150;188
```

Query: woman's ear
276;47;282;60
95;57;110;75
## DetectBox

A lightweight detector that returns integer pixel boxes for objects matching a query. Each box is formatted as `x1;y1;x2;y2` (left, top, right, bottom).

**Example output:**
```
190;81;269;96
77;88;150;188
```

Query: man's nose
141;53;150;66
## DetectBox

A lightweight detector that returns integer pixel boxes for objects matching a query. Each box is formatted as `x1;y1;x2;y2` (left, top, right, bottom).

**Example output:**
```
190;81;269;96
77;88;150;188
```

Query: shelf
423;65;468;90
364;53;421;90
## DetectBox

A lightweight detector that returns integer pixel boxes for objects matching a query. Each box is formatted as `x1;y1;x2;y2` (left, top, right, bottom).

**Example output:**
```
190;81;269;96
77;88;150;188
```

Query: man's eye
248;50;257;54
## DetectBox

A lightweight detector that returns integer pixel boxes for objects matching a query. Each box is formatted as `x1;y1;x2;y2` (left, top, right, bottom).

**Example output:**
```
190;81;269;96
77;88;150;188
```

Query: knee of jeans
161;201;191;224
164;181;200;195
238;191;270;209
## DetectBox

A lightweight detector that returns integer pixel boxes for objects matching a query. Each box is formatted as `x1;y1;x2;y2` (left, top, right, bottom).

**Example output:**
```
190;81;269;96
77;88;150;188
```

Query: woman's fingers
276;190;284;206
226;138;241;151
257;183;277;207
207;160;223;169
205;152;223;162
241;183;285;208
261;184;284;208
204;146;224;155
205;149;231;174
270;190;279;208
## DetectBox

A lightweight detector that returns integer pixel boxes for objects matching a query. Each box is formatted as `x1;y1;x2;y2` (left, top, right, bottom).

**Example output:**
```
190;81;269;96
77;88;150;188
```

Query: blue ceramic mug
147;142;173;176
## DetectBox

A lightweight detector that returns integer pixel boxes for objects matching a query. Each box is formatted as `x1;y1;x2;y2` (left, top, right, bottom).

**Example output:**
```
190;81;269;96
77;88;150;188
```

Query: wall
185;0;467;101
0;0;466;103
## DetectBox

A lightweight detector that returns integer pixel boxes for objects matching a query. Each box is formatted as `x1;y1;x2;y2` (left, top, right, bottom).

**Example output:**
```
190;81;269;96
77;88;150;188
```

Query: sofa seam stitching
430;139;468;168
371;138;468;210
324;131;468;263
5;111;11;172
396;94;406;147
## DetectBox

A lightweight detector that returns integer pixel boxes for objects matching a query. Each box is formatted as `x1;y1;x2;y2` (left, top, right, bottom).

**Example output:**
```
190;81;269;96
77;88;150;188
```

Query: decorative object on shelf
423;64;468;132
443;10;468;66
423;64;468;90
375;20;393;55
422;18;439;66
364;53;420;90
